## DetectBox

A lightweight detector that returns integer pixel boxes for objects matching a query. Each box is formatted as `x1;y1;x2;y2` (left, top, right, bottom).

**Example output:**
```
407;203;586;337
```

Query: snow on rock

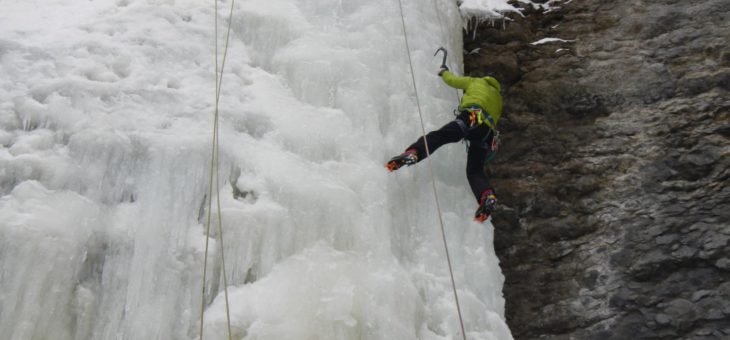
0;0;512;339
530;37;575;45
458;0;563;22
459;0;525;21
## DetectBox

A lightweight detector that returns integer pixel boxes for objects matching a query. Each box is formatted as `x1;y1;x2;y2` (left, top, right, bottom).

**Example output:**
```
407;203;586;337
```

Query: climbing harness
453;105;501;164
199;0;236;339
395;1;467;340
465;105;500;164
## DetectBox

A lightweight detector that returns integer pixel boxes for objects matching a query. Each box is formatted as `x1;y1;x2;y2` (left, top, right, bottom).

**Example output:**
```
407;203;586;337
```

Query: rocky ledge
463;0;730;339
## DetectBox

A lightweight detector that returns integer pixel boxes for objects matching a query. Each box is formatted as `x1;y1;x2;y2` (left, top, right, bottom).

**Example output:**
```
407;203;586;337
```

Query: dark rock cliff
463;0;730;339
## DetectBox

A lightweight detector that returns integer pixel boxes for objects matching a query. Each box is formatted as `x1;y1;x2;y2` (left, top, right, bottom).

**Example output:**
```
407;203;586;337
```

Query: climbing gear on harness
484;129;500;164
491;129;500;152
386;149;419;172
463;105;496;129
475;189;497;222
468;108;480;126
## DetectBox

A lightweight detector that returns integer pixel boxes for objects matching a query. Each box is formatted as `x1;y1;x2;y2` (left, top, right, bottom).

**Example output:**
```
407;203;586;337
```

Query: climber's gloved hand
438;66;448;76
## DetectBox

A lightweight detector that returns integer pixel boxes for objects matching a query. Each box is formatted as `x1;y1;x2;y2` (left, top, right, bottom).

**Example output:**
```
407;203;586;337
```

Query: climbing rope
395;1;468;339
199;0;237;339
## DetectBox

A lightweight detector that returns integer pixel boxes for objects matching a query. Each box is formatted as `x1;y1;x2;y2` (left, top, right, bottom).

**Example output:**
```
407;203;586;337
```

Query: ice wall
0;0;514;339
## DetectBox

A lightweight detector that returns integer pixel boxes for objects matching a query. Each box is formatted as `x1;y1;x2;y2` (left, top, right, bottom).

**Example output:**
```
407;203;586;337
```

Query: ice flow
0;0;516;339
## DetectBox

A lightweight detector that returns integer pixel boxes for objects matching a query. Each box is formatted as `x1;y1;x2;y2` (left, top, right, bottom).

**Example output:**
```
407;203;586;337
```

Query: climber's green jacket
441;70;503;129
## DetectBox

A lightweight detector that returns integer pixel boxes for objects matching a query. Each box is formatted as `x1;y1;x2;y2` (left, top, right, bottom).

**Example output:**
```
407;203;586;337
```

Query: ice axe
434;47;448;71
435;47;462;106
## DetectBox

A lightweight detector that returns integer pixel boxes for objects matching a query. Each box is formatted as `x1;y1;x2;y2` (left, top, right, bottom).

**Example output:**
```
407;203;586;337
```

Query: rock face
463;0;730;339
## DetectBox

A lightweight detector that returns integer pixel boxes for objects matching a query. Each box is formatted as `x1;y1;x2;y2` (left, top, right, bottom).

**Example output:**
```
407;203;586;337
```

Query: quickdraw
491;129;500;153
468;108;482;126
484;129;500;164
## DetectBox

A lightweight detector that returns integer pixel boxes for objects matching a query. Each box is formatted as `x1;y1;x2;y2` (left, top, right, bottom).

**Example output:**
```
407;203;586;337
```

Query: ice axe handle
434;47;448;69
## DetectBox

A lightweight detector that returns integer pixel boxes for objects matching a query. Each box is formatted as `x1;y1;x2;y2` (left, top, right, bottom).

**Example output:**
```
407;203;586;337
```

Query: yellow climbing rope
395;0;468;339
199;0;236;339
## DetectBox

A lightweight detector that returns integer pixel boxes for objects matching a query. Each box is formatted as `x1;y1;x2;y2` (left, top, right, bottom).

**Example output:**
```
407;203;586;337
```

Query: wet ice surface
0;0;517;339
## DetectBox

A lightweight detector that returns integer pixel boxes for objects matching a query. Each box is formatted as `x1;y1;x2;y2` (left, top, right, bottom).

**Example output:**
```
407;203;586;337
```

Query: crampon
474;190;497;222
386;149;418;172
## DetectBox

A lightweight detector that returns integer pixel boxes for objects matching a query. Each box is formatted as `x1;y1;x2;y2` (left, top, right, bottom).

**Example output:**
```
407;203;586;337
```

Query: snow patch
458;0;564;22
531;37;575;45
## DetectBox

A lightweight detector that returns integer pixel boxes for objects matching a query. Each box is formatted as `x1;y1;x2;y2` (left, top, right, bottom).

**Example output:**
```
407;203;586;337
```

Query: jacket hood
484;77;501;92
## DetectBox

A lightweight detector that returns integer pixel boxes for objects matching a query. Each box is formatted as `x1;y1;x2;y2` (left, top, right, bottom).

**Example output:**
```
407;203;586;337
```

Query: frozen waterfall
0;0;518;339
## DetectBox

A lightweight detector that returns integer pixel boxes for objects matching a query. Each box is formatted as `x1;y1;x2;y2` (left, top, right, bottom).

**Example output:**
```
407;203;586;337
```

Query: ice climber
386;66;503;222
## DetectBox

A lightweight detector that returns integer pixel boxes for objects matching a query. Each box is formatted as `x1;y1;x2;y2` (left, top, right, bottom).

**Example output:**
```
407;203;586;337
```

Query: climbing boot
386;149;418;172
474;189;497;222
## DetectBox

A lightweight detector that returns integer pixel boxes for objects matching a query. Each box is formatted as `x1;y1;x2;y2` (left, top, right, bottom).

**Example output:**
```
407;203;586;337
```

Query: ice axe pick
434;47;448;70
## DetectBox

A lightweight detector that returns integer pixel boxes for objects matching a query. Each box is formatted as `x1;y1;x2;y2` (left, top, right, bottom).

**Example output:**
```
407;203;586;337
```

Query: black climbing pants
406;110;496;202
